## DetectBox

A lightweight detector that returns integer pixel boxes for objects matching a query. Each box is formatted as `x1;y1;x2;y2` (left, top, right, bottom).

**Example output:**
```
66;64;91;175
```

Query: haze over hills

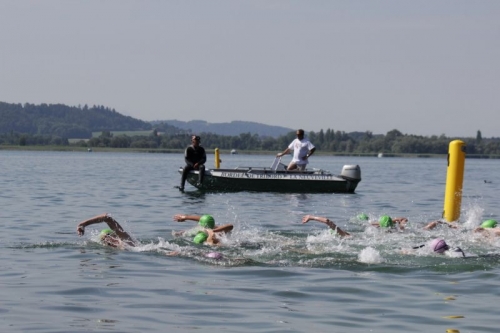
0;101;294;138
152;120;294;138
2;101;492;144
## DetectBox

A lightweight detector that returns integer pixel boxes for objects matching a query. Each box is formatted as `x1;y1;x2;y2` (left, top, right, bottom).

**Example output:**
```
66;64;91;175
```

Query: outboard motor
340;165;361;181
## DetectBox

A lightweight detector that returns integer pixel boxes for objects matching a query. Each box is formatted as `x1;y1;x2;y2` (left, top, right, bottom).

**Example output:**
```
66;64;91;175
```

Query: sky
1;1;499;137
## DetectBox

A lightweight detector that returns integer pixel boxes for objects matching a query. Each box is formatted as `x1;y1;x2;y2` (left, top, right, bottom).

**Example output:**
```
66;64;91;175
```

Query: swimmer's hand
77;225;85;236
173;214;186;222
302;215;314;224
302;215;328;224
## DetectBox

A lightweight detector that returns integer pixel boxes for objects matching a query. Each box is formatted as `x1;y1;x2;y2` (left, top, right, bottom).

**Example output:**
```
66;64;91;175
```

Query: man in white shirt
276;129;316;171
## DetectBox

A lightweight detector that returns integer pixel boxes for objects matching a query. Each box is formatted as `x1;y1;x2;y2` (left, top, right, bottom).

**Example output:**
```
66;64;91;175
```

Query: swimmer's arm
173;214;201;223
393;217;408;225
76;213;110;235
213;224;233;234
100;215;135;244
76;213;134;243
475;227;500;236
301;215;350;237
423;221;439;230
393;217;408;230
205;229;219;246
474;227;484;233
424;220;458;230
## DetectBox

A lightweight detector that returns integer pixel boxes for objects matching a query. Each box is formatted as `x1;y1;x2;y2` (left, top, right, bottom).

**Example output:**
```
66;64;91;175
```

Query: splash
358;247;384;264
461;200;484;229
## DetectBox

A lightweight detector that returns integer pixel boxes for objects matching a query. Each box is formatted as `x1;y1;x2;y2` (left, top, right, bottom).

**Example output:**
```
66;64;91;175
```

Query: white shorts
296;164;306;171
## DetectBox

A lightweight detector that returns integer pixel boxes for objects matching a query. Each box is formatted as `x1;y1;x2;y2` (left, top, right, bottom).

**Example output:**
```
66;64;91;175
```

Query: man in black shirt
178;135;207;190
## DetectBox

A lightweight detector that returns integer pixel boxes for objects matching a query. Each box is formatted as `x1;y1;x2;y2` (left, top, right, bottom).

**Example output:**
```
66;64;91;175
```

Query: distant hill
0;102;155;138
157;120;294;138
0;101;291;138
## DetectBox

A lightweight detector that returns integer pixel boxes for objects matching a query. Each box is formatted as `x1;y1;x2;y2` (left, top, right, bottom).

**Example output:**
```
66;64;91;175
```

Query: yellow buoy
443;140;466;222
214;148;220;169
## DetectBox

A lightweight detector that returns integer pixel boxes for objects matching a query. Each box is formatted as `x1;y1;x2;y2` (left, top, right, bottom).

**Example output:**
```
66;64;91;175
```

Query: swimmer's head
429;238;449;253
199;215;215;229
379;215;393;228
99;229;119;247
329;228;339;236
205;252;223;259
193;231;208;244
99;228;115;239
481;219;498;228
357;213;369;221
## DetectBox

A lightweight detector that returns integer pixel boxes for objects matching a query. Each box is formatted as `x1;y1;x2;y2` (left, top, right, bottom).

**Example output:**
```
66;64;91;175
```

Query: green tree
476;130;482;144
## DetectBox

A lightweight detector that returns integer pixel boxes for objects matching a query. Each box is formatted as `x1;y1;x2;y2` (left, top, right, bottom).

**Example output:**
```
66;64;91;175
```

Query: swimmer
173;214;234;245
302;214;407;236
76;213;178;255
205;251;224;259
356;213;369;221
362;215;453;231
373;216;468;232
473;219;500;236
424;219;500;237
369;215;408;230
428;238;465;257
410;238;465;258
76;213;136;248
301;215;350;237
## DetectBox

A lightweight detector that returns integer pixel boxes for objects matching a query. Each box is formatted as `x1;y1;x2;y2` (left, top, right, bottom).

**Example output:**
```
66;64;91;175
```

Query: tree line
2;128;500;156
1;101;499;155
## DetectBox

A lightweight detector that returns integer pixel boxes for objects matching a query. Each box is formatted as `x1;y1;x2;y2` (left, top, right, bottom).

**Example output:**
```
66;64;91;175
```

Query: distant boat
231;149;238;155
88;148;93;152
377;153;384;158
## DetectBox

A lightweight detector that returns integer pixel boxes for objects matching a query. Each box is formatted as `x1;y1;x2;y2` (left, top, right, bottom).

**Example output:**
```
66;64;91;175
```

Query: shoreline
1;145;499;158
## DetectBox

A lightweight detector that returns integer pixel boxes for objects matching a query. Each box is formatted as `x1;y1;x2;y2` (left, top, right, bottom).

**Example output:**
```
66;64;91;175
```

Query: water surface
1;151;499;332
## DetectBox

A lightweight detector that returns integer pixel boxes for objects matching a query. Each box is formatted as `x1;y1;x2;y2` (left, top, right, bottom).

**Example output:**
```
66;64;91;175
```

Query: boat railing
232;157;286;173
270;157;287;172
231;157;331;175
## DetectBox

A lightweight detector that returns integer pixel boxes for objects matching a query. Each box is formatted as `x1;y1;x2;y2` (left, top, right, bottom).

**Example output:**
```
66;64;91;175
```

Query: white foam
358;247;384;264
462;202;484;229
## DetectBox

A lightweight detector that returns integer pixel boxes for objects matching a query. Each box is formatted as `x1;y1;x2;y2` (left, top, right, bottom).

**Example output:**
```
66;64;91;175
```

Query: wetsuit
180;145;206;189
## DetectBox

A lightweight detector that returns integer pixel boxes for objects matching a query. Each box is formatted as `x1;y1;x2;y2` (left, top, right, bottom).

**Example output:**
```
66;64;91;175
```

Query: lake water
1;150;499;333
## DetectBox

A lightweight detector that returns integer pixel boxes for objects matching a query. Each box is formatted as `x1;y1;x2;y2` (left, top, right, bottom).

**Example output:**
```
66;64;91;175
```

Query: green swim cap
99;228;114;239
379;215;393;228
481;219;498;228
193;232;208;244
329;228;339;236
357;213;369;221
199;215;215;229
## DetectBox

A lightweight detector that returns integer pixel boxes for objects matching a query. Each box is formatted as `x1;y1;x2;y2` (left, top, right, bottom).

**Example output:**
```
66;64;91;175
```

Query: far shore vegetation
1;101;499;158
1;129;499;159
